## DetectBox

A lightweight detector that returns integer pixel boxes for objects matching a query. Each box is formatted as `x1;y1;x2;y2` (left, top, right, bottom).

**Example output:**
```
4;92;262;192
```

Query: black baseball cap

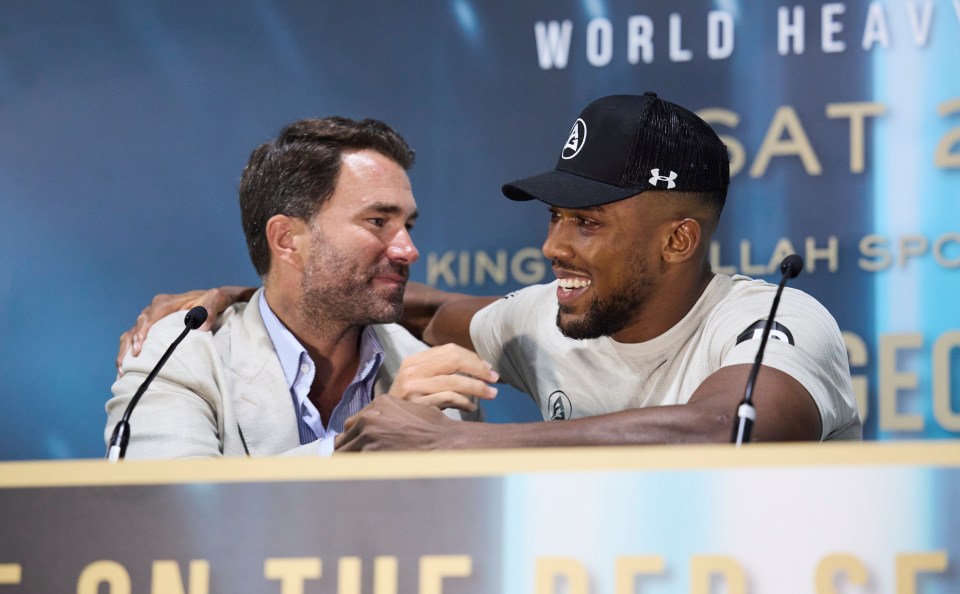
502;92;730;208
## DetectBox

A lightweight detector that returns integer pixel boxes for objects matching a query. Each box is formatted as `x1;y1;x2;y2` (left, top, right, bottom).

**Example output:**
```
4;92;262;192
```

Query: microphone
107;306;208;462
731;255;803;447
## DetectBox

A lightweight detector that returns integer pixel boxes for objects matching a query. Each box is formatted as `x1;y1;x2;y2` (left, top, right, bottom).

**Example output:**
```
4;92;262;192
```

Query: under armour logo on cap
649;168;678;189
561;119;587;160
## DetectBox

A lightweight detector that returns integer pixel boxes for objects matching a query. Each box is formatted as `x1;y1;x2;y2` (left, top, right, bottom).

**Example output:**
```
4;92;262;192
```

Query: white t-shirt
469;274;861;440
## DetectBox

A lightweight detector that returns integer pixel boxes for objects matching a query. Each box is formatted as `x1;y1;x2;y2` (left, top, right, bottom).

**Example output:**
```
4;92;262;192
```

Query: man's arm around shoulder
404;281;499;350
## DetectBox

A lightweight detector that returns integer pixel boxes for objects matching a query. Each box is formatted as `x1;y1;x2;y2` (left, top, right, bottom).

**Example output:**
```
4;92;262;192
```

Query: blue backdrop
1;0;958;460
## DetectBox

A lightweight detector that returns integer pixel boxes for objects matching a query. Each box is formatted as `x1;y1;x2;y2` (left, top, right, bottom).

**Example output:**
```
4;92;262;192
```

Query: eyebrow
366;202;419;222
549;205;607;214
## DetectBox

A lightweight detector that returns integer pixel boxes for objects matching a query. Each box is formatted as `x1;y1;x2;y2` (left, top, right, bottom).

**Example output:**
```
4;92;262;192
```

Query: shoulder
143;309;216;355
372;323;429;358
211;299;261;346
701;274;845;361
474;282;555;320
470;282;555;343
121;311;215;379
504;282;556;304
712;275;835;322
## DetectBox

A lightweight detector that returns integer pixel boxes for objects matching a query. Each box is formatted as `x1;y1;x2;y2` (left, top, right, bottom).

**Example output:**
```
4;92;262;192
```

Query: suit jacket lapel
225;289;301;455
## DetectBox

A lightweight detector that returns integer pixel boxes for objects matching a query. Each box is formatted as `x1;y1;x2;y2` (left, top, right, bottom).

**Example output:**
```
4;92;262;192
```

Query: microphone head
184;306;208;330
780;254;804;279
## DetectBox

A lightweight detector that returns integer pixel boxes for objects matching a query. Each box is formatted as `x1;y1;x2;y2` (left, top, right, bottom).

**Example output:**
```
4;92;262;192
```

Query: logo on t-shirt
548;390;572;420
736;320;795;346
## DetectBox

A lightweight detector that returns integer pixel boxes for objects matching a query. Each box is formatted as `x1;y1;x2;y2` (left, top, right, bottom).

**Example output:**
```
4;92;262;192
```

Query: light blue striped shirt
258;291;385;456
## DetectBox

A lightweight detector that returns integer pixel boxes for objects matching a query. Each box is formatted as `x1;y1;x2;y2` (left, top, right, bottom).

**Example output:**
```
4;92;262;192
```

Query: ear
662;218;702;264
265;214;310;271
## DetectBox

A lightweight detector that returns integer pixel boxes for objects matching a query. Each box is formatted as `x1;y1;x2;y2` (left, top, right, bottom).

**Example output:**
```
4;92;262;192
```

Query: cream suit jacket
106;289;476;458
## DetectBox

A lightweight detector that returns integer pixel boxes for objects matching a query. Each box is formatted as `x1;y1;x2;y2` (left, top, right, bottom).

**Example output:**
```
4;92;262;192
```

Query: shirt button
300;363;310;374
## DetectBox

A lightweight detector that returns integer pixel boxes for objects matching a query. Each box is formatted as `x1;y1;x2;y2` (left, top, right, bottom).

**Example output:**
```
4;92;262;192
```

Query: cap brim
501;169;643;208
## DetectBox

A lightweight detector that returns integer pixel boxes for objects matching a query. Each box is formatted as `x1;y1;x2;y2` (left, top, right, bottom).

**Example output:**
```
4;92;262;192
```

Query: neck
263;285;364;382
611;268;714;344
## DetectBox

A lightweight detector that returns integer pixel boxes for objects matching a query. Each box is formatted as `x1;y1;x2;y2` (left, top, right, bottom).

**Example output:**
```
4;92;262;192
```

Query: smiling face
300;149;419;328
542;192;698;342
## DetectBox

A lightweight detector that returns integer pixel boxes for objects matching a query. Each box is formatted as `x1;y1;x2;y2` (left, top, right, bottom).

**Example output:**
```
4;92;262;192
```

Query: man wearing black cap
121;94;861;449
333;93;861;449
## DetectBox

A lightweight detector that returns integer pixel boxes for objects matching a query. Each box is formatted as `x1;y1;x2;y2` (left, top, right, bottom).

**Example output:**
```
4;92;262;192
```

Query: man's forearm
337;365;822;452
400;282;473;340
337;395;741;453
402;282;499;348
444;404;737;448
445;365;821;447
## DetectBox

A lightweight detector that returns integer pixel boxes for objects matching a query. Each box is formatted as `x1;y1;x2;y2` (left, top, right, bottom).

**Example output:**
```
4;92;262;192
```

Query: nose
387;227;419;265
541;221;574;263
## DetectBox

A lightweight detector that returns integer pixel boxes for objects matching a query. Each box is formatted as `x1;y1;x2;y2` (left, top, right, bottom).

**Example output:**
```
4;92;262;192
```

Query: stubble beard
301;239;407;333
555;252;653;340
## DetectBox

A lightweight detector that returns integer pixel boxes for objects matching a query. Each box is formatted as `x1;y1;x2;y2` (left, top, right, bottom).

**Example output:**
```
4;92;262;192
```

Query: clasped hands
336;343;498;452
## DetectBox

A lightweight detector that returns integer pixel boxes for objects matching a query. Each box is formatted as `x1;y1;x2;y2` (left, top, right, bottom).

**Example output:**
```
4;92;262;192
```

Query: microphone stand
732;255;803;447
107;306;207;462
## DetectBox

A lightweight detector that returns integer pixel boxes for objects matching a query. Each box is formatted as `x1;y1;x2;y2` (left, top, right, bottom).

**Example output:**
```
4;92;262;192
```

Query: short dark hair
239;117;415;277
694;188;727;222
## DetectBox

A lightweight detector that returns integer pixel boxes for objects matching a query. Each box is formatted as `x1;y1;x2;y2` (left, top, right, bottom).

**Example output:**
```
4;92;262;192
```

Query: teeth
558;278;591;290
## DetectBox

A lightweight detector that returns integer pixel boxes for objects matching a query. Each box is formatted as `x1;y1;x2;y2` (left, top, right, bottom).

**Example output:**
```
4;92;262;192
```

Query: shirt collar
258;291;306;390
258;291;386;390
357;325;385;384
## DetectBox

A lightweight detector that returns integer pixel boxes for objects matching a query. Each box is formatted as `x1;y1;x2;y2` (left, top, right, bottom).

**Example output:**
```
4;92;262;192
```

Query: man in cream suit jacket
107;117;496;458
